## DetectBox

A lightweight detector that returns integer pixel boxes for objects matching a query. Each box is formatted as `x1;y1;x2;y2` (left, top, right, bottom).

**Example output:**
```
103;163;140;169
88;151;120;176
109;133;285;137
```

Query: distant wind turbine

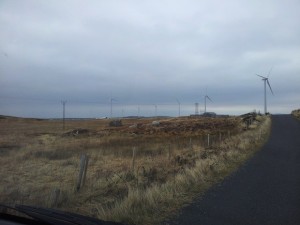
61;100;67;130
137;105;140;118
176;98;181;117
154;104;157;117
256;68;274;115
204;88;212;113
110;97;117;118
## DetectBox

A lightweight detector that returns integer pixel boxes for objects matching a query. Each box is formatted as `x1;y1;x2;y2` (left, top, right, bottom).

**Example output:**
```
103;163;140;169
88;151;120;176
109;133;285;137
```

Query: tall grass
292;109;300;120
95;116;271;224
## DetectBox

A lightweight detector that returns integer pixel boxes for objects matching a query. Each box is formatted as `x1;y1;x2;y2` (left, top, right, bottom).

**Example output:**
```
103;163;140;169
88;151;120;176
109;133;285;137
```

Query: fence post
189;137;192;150
82;156;89;187
219;133;222;142
259;129;262;139
167;144;171;161
207;134;210;147
49;188;60;207
77;154;88;191
132;147;136;172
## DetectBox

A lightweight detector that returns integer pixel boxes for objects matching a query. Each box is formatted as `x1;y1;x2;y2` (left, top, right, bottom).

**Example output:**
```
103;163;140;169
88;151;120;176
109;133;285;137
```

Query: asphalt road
164;115;300;225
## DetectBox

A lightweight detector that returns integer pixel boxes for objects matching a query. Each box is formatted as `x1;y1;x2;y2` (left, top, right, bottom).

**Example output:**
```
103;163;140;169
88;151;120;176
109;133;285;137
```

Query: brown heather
0;115;271;225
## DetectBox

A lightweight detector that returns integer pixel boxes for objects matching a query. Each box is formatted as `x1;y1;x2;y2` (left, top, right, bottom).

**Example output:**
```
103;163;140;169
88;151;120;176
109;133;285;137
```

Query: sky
0;0;299;118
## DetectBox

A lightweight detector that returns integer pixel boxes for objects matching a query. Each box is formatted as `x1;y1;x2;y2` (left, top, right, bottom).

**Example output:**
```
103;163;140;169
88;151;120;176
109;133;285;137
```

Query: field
0;114;271;224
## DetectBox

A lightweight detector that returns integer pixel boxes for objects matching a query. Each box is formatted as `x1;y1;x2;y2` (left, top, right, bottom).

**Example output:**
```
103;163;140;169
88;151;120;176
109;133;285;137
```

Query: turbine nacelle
256;74;274;95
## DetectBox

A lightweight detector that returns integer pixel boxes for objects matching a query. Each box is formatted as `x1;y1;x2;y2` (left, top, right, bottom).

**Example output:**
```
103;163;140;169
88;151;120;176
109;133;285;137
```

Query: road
164;115;300;225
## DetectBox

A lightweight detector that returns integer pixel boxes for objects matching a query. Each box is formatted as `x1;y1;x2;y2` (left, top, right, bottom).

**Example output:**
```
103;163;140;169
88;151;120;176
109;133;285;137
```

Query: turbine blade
267;66;273;78
267;79;274;95
256;74;266;79
207;96;213;102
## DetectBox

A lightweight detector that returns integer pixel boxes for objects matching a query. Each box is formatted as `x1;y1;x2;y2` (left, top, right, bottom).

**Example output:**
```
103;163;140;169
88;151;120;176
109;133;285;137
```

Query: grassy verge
291;109;300;120
97;116;271;224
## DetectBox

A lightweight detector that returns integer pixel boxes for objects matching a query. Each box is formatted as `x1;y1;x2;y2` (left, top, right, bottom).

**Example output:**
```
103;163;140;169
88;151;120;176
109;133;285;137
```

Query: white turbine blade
110;98;117;102
267;79;274;95
207;95;213;102
267;67;273;78
256;74;266;79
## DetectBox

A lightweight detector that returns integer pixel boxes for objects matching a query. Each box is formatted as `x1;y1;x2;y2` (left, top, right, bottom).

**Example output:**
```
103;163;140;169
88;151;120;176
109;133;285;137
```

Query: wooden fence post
49;188;60;207
167;144;171;161
77;154;89;191
82;156;89;187
132;147;136;172
207;134;210;147
259;129;262;139
189;137;193;150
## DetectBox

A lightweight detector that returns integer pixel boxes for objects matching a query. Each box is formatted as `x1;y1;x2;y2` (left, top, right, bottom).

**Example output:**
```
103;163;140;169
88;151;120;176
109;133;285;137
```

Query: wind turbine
256;68;274;115
153;104;157;117
110;97;117;118
204;89;212;113
137;105;140;118
176;98;181;117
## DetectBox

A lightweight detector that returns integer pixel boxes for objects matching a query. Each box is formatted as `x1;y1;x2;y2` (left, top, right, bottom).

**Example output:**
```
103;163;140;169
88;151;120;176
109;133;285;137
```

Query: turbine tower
176;98;181;117
204;89;212;113
195;103;199;115
256;68;274;115
61;100;67;130
153;104;157;117
110;97;117;118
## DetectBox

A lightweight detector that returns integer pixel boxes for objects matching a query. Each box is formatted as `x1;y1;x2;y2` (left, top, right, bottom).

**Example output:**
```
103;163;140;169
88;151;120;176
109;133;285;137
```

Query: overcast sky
0;0;299;118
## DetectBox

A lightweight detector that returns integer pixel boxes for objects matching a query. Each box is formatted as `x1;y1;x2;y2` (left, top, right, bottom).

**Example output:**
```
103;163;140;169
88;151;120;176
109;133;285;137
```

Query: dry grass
291;109;300;120
0;115;271;224
97;115;271;224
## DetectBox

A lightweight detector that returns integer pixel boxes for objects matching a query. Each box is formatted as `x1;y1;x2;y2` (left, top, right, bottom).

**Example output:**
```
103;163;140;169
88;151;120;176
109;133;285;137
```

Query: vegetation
0;115;271;224
291;109;300;120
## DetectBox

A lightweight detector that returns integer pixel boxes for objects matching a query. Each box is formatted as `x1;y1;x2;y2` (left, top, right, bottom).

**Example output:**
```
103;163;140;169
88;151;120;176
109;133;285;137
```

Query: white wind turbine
176;98;181;117
256;68;274;115
204;88;212;113
109;97;117;118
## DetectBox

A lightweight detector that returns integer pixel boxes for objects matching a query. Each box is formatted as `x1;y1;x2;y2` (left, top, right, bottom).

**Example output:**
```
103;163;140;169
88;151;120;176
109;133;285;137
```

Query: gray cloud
1;0;300;118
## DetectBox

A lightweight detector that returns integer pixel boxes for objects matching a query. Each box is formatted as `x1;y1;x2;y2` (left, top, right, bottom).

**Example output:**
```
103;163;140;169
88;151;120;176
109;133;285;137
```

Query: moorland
0;114;270;224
